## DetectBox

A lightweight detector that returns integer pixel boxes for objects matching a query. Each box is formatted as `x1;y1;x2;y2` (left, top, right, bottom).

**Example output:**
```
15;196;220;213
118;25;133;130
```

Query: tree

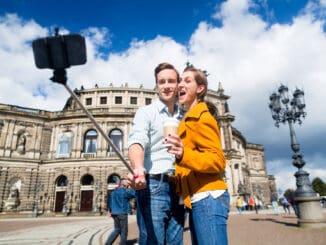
284;188;294;199
312;177;326;196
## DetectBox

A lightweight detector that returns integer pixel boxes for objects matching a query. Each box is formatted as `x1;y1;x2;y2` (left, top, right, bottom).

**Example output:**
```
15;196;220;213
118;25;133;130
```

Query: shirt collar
156;98;179;116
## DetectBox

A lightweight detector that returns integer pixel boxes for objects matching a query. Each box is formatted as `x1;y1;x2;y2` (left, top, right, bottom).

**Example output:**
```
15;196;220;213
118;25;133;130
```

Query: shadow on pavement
126;238;138;245
250;217;298;227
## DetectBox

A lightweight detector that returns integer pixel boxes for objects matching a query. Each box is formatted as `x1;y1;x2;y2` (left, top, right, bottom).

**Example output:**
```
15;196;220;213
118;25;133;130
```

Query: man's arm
127;143;146;190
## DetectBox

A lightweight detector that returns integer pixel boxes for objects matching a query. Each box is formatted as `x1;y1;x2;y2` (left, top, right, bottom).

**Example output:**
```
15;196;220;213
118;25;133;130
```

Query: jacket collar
184;102;208;119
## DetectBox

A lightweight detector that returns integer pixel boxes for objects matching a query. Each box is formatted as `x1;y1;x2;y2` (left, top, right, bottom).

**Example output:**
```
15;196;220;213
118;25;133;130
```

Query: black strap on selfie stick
51;69;135;175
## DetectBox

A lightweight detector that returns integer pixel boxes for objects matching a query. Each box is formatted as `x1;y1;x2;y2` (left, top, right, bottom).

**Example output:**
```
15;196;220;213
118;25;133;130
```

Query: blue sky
0;0;325;193
0;0;310;52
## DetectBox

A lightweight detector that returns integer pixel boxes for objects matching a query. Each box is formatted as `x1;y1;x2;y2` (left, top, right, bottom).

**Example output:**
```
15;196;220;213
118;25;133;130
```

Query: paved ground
0;209;325;245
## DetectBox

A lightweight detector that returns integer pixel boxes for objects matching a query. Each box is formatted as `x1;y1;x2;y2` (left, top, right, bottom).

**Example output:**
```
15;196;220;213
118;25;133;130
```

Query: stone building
0;83;276;216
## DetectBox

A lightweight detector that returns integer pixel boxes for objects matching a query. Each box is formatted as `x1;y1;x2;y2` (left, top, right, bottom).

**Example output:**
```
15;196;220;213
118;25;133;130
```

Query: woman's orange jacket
175;102;227;209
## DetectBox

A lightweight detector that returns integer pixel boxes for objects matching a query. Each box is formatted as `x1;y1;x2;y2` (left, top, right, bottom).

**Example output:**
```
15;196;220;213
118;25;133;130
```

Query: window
56;132;72;157
56;175;68;186
100;96;107;104
130;97;137;105
109;129;123;153
145;98;152;105
81;174;94;185
86;98;92;105
84;129;97;153
115;96;122;104
108;174;121;184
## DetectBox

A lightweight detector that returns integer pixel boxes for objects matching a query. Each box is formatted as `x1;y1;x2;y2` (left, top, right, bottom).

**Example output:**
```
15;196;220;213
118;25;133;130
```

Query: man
105;179;135;245
127;62;185;244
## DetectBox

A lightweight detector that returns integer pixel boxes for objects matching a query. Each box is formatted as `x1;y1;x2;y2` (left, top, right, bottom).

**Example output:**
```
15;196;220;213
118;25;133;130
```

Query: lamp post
33;182;43;217
269;84;325;228
93;180;99;213
62;186;68;214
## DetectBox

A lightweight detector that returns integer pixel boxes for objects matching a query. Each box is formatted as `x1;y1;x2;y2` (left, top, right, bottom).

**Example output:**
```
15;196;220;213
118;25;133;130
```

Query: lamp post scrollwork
269;84;325;227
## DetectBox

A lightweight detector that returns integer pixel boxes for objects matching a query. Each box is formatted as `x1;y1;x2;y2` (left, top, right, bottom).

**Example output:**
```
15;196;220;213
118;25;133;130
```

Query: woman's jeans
189;191;230;245
136;176;185;245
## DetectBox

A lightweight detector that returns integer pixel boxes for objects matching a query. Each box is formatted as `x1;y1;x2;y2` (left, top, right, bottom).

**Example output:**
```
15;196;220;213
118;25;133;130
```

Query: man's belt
146;173;175;183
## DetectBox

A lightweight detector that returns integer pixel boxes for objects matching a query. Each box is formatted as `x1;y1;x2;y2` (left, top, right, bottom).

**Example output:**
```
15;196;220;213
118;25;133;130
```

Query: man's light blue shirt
127;99;183;174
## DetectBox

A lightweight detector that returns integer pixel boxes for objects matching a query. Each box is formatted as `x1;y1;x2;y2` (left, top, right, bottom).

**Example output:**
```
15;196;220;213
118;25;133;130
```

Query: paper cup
163;117;179;137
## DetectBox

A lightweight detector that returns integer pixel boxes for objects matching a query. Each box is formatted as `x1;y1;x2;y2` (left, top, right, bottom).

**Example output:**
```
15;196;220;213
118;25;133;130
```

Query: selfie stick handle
61;81;135;175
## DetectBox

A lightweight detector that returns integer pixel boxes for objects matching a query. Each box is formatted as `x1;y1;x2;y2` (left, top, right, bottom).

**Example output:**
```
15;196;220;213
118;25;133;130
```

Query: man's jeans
189;191;230;245
105;214;128;245
136;177;185;245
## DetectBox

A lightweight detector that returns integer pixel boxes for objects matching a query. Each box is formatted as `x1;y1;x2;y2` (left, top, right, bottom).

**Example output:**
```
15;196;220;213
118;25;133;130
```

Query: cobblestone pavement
0;209;325;245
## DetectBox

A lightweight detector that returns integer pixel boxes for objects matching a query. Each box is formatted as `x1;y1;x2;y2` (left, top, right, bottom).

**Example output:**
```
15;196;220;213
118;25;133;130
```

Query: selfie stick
32;29;135;175
49;69;135;175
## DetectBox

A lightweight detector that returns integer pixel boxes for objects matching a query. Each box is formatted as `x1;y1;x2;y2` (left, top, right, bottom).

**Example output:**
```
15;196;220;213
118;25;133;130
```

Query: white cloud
267;153;326;194
274;166;326;195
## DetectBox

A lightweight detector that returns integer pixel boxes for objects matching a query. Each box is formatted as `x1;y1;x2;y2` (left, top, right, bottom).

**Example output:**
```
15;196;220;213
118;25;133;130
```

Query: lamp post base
295;196;326;228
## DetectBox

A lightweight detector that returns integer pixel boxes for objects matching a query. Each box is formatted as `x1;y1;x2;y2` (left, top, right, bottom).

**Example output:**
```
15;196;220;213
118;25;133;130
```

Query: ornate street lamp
269;84;325;227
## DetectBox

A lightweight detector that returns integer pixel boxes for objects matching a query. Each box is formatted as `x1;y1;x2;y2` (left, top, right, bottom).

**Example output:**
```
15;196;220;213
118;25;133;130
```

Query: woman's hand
163;133;184;161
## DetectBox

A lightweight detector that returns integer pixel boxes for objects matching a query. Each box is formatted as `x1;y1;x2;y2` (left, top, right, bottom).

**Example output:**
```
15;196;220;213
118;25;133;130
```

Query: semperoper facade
0;83;276;216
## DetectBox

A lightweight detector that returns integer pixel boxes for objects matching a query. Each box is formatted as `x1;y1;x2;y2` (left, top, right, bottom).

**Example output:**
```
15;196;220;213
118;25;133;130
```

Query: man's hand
107;211;112;218
126;167;146;190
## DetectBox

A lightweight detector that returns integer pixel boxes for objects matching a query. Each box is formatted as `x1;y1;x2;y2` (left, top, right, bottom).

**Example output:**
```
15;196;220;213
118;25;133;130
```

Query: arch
81;174;94;185
7;177;21;198
80;174;94;212
108;174;121;185
54;175;68;212
56;175;68;186
4;177;21;210
108;128;123;153
84;129;97;153
206;101;219;119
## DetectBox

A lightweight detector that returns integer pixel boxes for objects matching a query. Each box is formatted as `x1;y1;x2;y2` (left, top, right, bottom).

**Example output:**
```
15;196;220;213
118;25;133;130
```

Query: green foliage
312;177;326;196
284;188;295;199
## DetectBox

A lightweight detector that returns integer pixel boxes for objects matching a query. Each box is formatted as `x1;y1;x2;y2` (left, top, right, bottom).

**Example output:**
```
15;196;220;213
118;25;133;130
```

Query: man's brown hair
154;62;180;84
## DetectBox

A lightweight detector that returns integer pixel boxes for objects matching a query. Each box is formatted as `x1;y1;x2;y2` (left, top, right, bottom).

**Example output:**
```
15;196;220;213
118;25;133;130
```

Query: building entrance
80;190;93;211
55;191;65;212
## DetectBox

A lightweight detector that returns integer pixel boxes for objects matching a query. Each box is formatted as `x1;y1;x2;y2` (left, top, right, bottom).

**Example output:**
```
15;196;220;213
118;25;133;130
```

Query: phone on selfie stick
32;28;135;175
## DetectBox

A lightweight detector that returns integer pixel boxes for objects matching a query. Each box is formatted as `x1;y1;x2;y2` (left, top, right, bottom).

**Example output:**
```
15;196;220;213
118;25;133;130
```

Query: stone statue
238;182;245;194
4;186;20;210
17;134;26;154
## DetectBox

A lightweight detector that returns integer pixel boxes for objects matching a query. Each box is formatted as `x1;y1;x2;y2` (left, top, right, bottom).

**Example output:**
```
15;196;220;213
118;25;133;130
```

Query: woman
165;65;230;245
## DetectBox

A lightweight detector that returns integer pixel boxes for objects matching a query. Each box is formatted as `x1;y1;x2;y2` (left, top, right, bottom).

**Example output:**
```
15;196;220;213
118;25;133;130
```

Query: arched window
56;175;68;186
81;174;94;185
57;132;72;157
84;129;97;153
109;129;123;153
108;174;121;185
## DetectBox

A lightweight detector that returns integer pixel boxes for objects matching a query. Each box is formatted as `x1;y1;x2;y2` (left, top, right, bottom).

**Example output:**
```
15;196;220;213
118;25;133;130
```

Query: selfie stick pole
51;69;135;175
